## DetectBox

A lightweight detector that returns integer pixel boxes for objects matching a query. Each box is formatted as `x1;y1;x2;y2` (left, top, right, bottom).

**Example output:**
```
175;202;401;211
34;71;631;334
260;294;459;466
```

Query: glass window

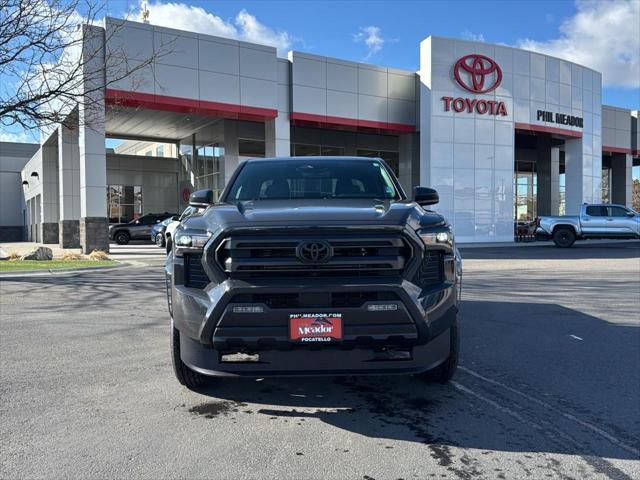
107;185;143;223
321;146;345;156
194;143;223;199
513;161;537;222
239;139;265;158
138;215;157;225
226;159;399;201
293;144;321;156
586;206;608;216
608;206;630;217
156;145;164;157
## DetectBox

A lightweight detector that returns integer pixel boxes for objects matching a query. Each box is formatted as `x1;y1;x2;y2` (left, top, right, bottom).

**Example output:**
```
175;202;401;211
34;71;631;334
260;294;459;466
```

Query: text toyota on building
4;17;639;248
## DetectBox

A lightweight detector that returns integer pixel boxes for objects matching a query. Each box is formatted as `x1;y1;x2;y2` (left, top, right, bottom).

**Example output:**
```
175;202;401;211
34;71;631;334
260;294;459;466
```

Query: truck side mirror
413;186;439;206
189;189;214;208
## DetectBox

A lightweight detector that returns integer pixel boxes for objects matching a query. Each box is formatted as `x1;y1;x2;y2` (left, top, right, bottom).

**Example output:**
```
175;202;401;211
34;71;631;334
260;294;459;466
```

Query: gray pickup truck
537;203;639;247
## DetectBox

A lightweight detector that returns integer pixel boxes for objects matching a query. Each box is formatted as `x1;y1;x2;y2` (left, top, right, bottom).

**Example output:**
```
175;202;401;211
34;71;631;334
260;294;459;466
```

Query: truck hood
186;199;446;231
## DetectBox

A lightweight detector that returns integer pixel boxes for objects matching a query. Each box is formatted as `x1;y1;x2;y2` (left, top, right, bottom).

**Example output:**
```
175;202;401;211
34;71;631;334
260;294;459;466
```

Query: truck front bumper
168;268;458;377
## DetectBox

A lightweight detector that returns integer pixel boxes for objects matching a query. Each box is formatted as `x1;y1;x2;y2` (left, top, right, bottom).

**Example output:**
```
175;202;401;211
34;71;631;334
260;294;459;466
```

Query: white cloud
134;2;293;55
353;26;385;61
517;0;640;88
0;129;36;143
461;30;485;43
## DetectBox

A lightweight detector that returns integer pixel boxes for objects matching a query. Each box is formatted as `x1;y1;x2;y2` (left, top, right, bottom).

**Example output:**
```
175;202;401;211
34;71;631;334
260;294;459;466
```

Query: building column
78;24;108;253
222;120;239;187
398;133;420;194
536;136;560;216
265;116;290;158
610;152;633;208
564;138;586;215
41;135;60;244
265;58;291;158
58;118;81;248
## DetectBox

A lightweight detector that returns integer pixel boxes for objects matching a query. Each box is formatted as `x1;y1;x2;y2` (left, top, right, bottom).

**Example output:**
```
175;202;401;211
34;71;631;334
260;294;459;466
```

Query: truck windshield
225;159;401;201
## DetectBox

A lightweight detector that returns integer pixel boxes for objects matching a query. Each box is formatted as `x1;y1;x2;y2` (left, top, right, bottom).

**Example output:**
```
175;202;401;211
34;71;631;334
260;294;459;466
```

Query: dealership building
1;17;639;250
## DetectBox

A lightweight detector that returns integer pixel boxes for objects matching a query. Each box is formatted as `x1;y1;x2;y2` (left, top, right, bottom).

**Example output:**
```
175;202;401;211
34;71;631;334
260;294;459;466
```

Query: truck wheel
114;231;130;245
155;233;165;247
415;319;459;384
171;319;209;389
553;228;576;248
165;236;172;255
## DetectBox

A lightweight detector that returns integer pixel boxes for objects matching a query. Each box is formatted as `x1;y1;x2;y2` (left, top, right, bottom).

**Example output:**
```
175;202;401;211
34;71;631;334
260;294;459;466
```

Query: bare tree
0;0;169;132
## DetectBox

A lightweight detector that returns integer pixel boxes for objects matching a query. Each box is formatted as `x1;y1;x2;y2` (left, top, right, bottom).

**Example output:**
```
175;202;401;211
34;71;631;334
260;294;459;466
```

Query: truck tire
553;227;576;248
415;319;459;384
114;231;130;245
171;319;209;389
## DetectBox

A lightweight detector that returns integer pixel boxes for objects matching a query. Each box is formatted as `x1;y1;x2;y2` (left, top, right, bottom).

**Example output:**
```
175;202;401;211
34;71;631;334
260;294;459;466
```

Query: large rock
20;246;53;261
0;247;9;261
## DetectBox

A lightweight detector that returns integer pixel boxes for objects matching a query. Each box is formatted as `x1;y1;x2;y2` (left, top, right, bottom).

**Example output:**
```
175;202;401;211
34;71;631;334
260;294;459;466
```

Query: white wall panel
388;98;415;125
240;47;277;81
198;40;239;75
293;56;326;88
154;64;198;99
292;84;326;115
154;32;198;69
327;90;358;118
388;73;415;100
240;77;277;110
358;94;387;122
326;62;358;92
358;67;388;98
199;71;240;104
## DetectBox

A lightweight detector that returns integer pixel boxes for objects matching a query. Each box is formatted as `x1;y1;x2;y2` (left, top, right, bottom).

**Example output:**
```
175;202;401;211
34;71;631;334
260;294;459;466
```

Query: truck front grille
214;233;411;279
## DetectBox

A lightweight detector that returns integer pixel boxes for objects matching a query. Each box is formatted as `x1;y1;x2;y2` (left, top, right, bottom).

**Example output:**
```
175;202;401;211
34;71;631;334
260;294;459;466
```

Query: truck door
581;205;609;236
606;206;639;237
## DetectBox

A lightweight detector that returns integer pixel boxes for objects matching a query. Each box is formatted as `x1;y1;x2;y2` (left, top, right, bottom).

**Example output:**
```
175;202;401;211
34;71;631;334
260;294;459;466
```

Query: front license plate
289;313;343;342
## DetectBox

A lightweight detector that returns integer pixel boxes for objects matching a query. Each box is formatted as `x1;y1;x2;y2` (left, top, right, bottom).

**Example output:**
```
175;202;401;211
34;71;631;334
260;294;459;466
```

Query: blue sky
2;0;639;143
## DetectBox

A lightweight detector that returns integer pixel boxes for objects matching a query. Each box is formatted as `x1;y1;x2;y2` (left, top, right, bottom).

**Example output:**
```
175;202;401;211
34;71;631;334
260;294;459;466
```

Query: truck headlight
174;229;211;255
418;227;454;247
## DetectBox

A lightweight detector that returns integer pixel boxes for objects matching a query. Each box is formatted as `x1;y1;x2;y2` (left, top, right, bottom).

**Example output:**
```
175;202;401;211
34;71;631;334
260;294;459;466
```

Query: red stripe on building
602;145;633;155
514;122;583;138
290;112;416;134
105;89;278;121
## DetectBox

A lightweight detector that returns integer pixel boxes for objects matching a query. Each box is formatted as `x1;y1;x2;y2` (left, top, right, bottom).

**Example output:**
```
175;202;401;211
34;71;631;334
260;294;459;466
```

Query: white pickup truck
537;203;640;247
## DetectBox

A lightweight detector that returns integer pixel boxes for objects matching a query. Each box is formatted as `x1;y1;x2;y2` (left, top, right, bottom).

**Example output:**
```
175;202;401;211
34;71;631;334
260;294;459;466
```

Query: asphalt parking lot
1;242;639;479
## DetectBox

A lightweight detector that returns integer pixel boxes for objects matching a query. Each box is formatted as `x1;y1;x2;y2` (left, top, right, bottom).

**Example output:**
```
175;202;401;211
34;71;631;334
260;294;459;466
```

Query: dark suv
166;157;461;388
109;213;177;245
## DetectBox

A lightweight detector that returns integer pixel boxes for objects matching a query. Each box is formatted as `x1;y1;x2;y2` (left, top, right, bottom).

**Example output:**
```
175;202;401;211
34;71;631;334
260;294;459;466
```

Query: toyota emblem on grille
297;240;333;264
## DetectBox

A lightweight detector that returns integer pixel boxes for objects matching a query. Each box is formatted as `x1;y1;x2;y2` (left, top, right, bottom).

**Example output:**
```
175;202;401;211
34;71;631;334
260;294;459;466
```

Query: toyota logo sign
454;54;502;94
297;240;333;264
